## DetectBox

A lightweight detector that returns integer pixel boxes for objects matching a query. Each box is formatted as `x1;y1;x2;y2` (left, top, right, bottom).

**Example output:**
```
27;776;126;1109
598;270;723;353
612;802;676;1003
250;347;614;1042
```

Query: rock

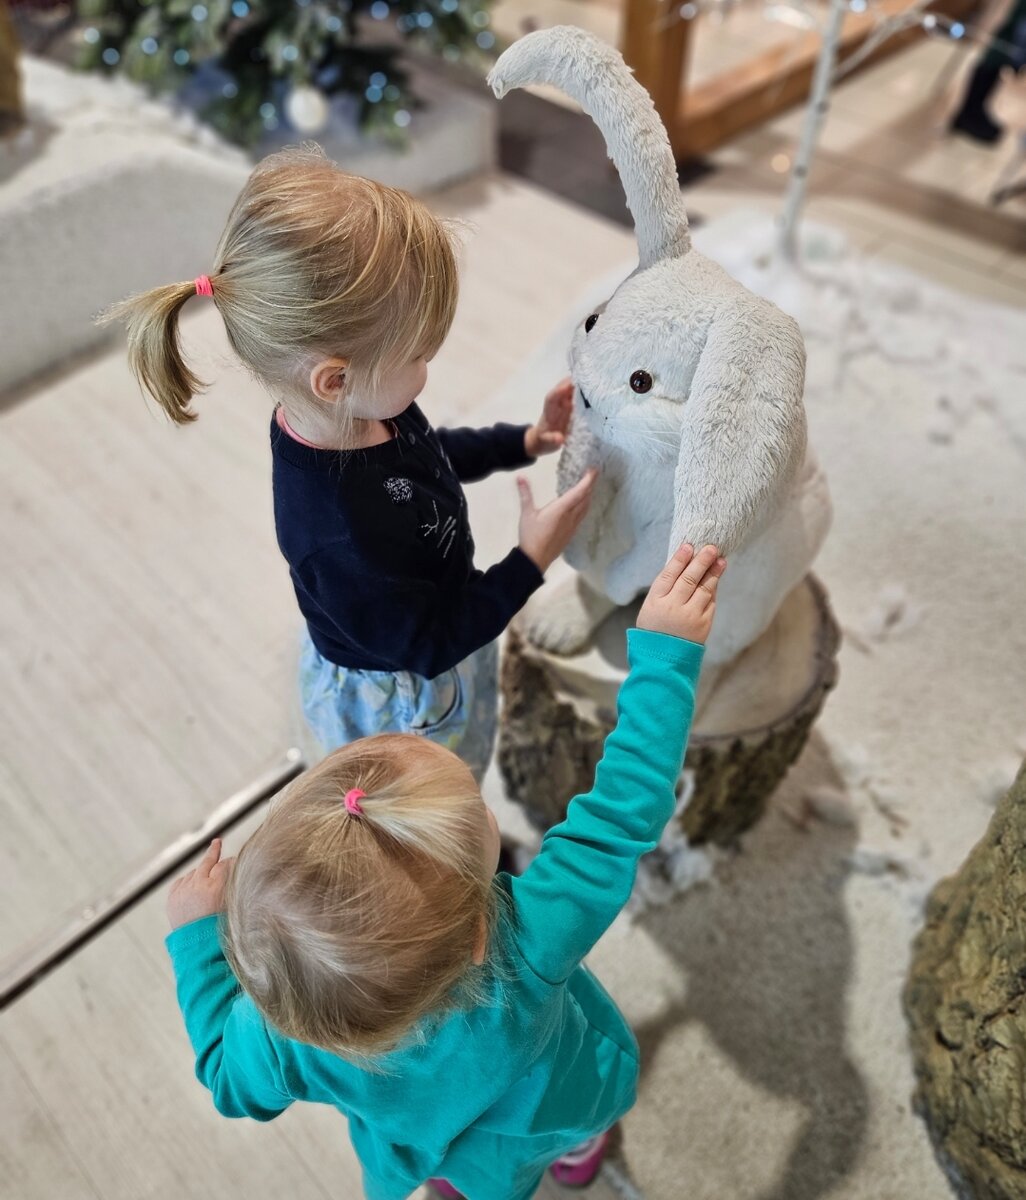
904;758;1026;1200
499;574;841;846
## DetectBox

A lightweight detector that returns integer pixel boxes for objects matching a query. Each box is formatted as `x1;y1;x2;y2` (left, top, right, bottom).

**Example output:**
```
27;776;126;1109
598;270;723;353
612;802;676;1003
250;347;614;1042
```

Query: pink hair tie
344;788;366;817
194;275;214;298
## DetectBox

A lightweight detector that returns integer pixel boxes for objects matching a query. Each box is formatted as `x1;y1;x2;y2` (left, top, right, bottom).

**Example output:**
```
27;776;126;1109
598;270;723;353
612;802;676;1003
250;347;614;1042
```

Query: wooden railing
621;0;980;161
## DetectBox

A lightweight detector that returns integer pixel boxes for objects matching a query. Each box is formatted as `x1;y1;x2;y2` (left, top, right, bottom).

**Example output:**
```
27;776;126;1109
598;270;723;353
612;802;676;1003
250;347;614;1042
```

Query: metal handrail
0;749;306;1010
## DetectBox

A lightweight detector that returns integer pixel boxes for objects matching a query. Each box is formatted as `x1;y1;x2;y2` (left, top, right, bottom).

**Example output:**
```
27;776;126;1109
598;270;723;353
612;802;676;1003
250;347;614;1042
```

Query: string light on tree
285;84;330;134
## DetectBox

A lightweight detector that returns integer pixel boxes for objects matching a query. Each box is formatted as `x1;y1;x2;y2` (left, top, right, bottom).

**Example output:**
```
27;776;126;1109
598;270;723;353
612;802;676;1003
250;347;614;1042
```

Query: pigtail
101;279;208;424
338;754;487;884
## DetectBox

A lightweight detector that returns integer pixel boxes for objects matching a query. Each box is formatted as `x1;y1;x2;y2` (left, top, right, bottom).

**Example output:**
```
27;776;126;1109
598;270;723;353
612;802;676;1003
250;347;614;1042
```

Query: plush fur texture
489;27;831;667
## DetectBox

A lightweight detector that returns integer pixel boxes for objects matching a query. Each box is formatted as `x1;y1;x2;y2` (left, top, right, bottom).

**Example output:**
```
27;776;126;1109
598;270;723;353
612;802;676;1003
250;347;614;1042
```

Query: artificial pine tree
75;0;495;147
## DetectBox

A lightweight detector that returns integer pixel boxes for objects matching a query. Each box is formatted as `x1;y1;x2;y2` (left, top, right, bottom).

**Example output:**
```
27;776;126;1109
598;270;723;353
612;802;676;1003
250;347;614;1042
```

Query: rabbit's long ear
489;26;689;269
670;307;807;557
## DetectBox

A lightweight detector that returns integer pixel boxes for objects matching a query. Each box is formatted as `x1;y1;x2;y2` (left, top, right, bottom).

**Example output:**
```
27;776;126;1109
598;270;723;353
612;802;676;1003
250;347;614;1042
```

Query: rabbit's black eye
630;370;653;394
585;314;599;333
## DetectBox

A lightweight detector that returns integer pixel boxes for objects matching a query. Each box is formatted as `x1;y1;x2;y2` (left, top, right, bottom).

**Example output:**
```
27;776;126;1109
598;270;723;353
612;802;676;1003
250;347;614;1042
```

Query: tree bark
904;759;1026;1200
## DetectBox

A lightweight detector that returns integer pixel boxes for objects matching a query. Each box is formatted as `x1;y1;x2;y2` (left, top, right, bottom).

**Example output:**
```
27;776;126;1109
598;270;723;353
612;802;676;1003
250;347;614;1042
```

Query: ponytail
102;280;207;424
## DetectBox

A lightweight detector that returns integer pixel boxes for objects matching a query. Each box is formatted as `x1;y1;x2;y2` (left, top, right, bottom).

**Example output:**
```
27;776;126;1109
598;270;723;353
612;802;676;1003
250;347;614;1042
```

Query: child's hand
167;838;234;930
637;544;726;646
517;469;598;573
525;377;575;457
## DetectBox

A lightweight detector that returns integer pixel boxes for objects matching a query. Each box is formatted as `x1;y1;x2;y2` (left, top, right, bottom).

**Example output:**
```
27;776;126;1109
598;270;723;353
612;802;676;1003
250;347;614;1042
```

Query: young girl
166;542;725;1200
110;147;595;779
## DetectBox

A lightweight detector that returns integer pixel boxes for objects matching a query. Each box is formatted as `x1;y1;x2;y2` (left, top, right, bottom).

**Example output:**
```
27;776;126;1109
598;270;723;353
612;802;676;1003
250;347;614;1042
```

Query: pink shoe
426;1180;464;1200
549;1131;610;1188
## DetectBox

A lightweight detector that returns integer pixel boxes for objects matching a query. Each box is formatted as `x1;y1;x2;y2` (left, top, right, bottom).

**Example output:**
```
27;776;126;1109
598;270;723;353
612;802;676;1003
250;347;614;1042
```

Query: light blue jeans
299;635;499;782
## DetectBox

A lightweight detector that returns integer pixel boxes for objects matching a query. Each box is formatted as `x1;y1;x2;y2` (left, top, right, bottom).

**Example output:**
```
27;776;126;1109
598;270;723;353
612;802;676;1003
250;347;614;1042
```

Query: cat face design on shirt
384;477;414;505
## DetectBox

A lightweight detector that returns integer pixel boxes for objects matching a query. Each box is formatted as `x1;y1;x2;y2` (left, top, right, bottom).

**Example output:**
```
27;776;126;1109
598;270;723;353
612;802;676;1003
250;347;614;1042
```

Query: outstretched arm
302;471;596;679
670;302;806;556
435;421;534;483
436;379;576;481
509;546;725;983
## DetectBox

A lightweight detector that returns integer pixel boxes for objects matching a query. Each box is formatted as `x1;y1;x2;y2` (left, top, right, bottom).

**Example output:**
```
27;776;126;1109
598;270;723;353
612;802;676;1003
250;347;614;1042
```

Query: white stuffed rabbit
489;27;831;672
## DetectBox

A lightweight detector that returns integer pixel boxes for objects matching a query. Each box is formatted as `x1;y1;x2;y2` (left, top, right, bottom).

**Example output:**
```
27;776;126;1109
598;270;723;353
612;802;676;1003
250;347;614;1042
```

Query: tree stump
499;574;841;845
904;759;1026;1200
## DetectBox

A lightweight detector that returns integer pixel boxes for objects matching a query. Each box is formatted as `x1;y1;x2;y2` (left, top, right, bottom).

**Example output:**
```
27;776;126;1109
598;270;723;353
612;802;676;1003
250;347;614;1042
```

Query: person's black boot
951;60;1005;144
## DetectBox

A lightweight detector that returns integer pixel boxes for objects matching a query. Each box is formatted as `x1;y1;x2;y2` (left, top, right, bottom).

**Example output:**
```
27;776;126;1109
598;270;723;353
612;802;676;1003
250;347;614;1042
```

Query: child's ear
309;356;349;404
472;916;488;966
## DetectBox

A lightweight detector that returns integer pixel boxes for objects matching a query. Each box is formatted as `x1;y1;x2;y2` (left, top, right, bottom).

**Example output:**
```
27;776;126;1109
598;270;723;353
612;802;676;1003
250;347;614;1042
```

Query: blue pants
299;636;499;782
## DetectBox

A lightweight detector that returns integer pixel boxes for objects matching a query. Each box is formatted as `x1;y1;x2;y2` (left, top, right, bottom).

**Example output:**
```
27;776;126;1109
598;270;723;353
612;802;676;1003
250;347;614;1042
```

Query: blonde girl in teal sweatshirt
166;543;725;1200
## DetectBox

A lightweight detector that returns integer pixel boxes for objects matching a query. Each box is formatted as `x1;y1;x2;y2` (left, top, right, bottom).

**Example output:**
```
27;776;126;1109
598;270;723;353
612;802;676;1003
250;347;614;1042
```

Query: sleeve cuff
494;423;535;471
626;627;705;674
501;546;545;596
165;913;223;958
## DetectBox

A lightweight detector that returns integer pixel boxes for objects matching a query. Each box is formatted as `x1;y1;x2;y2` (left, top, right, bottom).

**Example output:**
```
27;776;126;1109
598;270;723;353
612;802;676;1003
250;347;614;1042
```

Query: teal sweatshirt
166;629;703;1200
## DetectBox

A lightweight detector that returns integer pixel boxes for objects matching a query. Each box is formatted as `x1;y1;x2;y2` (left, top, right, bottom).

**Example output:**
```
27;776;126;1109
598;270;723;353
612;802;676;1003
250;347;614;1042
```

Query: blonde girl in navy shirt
111;147;595;777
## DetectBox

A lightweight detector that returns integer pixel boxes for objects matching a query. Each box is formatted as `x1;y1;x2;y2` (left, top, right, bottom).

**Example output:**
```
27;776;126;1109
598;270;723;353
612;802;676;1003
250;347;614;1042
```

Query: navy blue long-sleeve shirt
271;404;543;679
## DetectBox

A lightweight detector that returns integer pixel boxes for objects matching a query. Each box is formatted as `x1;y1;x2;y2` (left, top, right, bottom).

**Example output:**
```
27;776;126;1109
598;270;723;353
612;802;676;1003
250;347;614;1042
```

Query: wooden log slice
904;760;1026;1200
499;574;841;845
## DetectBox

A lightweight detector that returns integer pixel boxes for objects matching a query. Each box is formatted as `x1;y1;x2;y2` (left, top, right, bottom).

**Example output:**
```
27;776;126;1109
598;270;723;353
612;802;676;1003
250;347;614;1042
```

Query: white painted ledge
0;57;495;395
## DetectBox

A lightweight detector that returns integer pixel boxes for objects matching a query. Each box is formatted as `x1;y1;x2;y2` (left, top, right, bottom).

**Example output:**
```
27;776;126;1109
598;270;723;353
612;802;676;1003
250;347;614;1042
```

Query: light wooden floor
0;174;635;1200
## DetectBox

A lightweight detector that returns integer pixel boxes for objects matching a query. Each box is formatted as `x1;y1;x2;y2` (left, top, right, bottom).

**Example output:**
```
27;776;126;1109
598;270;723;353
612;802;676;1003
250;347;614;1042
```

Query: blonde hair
104;146;459;427
223;735;500;1059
